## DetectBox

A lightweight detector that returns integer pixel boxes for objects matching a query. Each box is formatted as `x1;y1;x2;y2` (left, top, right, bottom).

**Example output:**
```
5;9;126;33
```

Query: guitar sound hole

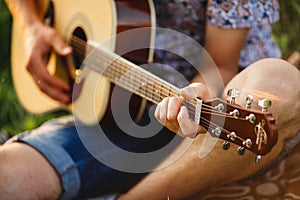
71;27;87;70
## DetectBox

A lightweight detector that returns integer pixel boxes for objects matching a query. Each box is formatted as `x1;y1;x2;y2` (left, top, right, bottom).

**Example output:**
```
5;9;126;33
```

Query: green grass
0;59;65;135
272;0;300;55
0;0;65;136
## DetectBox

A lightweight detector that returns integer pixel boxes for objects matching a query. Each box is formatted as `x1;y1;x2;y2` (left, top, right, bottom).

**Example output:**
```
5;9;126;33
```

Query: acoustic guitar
11;0;277;160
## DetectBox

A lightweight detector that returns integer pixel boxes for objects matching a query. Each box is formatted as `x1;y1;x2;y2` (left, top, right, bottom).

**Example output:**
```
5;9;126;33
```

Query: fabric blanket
196;141;300;200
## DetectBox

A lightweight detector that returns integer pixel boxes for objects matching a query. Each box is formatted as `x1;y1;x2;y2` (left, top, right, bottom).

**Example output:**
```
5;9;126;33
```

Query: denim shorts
9;115;182;199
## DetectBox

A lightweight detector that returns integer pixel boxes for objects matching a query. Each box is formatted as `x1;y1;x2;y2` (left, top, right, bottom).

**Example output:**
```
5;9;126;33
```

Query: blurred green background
0;0;300;137
0;0;64;136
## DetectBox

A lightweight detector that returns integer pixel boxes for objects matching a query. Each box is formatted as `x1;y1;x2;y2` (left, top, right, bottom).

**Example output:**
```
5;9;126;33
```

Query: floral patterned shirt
152;0;281;87
207;0;281;68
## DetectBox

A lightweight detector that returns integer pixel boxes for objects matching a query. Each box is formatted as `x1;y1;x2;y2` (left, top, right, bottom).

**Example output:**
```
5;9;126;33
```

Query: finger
30;52;70;90
45;29;72;56
163;120;182;137
180;82;211;100
154;104;160;120
167;96;181;122
37;79;71;104
177;106;199;138
26;54;71;104
158;98;169;125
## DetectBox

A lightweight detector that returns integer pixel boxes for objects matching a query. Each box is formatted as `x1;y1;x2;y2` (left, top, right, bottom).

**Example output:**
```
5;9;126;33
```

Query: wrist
6;0;42;31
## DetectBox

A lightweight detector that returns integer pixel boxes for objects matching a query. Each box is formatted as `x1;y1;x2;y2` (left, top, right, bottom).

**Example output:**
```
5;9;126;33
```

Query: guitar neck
77;40;203;124
69;38;278;157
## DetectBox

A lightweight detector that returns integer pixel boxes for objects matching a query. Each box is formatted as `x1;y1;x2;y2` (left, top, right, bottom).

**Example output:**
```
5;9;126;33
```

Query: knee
0;142;62;199
0;143;24;184
226;58;300;129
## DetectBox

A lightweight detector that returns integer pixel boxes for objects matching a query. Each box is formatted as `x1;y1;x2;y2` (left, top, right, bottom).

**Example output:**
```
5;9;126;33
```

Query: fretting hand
154;82;211;138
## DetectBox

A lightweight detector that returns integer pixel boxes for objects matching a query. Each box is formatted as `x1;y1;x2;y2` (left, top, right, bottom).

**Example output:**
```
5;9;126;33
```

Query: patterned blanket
196;141;300;200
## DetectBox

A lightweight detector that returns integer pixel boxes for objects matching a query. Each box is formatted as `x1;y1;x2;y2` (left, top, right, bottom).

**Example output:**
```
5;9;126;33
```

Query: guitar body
11;0;155;124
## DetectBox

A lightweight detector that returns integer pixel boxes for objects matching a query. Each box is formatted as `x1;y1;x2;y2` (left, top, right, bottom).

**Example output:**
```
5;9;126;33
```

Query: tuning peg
246;113;256;124
214;103;225;112
237;146;245;155
227;132;237;141
258;98;272;112
246;94;253;109
227;89;240;104
211;127;222;137
222;141;230;150
243;138;253;148
229;109;240;118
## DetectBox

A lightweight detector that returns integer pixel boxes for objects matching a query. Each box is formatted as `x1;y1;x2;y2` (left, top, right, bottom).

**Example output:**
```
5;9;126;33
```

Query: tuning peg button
237;146;245;155
258;98;272;112
222;141;230;150
227;89;240;104
246;95;254;109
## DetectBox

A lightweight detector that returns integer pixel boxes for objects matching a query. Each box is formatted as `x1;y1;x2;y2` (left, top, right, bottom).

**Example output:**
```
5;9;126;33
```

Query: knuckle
47;29;57;39
162;97;169;104
38;82;46;93
25;58;34;74
166;114;177;123
25;64;32;73
46;29;60;45
169;96;179;105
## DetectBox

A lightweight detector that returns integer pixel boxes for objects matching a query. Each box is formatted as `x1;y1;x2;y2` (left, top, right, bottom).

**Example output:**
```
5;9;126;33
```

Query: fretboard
75;39;203;124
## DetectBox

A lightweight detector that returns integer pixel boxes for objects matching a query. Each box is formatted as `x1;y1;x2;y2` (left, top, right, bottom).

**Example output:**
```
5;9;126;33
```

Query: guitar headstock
200;89;278;163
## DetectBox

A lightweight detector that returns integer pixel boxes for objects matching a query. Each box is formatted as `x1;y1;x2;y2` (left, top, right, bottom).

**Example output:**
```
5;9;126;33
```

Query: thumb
47;30;72;56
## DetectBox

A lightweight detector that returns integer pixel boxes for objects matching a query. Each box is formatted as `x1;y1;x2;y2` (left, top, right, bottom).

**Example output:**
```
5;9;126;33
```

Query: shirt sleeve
206;0;280;29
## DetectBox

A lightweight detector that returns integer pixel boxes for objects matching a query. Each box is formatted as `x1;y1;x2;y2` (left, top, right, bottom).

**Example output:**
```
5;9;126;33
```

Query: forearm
203;23;249;97
5;0;41;30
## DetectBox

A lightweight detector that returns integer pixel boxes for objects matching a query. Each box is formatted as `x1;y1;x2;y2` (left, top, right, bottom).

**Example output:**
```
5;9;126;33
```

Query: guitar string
69;38;225;117
70;38;242;116
100;58;251;122
70;37;200;108
70;37;210;111
195;115;252;145
70;37;251;126
69;37;254;144
69;37;248;122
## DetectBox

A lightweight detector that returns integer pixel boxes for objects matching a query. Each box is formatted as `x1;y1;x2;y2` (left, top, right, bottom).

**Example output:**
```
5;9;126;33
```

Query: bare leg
119;58;300;199
0;142;62;199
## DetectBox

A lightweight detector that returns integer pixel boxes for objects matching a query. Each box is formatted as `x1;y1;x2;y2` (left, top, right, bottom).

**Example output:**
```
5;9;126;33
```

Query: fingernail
62;47;72;55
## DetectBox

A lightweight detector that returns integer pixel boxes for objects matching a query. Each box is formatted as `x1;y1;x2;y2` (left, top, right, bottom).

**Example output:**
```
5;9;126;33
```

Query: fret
58;35;277;158
85;41;185;107
146;81;155;103
143;78;149;99
153;83;161;104
159;82;165;102
141;75;147;99
147;81;153;102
